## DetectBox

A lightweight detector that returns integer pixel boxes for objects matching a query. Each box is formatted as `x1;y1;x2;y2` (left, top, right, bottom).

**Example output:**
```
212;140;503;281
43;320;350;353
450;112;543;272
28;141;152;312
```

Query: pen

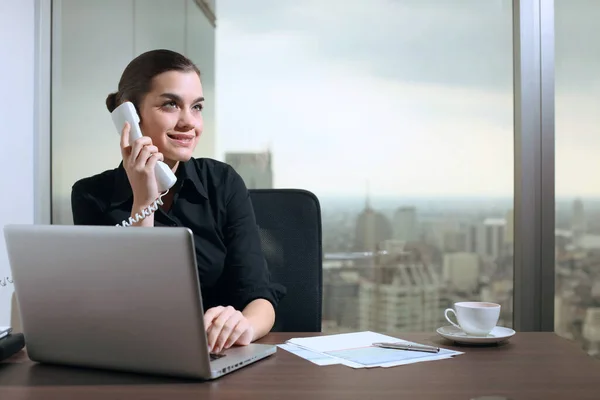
372;342;440;353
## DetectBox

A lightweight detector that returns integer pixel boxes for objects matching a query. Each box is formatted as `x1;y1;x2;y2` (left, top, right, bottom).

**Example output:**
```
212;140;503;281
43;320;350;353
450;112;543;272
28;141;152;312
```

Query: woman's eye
193;104;203;111
163;101;178;109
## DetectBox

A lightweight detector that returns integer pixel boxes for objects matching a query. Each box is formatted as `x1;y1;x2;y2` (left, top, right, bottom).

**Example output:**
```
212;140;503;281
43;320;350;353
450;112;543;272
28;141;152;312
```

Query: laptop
3;224;276;379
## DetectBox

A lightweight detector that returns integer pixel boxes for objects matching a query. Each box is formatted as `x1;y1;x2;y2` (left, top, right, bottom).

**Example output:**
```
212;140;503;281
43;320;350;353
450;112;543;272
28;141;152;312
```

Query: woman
71;49;286;354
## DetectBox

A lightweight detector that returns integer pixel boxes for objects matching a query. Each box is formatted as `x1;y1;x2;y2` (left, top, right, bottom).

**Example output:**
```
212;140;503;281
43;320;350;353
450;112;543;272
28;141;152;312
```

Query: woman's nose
177;109;195;130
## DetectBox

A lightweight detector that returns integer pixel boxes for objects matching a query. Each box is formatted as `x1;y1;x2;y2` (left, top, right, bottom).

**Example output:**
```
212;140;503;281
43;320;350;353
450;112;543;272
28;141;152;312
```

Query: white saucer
436;325;516;345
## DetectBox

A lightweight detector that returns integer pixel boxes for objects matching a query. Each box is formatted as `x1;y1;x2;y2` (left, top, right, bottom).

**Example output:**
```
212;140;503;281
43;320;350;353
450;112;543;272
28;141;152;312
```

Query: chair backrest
249;189;322;332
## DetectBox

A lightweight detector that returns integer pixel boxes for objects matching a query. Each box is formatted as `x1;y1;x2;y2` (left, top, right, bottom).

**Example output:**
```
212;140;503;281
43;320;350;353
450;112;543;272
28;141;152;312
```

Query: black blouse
70;158;286;312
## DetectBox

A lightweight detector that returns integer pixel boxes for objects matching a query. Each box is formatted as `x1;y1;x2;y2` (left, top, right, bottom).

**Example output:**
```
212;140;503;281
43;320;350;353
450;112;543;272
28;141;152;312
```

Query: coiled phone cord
116;190;169;227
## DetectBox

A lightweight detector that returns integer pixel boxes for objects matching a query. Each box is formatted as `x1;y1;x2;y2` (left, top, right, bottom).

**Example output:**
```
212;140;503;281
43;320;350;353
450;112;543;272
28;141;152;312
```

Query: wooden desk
1;332;599;399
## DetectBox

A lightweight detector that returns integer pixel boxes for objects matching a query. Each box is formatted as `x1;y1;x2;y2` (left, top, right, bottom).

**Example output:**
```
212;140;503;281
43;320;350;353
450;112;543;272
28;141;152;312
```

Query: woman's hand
204;306;255;353
119;121;164;207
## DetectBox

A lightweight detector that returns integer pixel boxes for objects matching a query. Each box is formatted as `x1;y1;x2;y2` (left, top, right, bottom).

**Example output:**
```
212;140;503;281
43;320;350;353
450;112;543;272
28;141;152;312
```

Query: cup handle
444;308;461;329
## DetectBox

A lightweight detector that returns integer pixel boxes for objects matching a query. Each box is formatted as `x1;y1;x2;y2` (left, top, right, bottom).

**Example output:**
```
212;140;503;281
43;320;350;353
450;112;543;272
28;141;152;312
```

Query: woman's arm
242;298;275;341
204;298;276;353
204;166;286;353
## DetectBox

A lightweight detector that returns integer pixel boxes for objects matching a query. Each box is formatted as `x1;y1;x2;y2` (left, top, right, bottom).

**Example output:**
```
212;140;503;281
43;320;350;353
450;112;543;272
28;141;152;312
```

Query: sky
214;0;600;198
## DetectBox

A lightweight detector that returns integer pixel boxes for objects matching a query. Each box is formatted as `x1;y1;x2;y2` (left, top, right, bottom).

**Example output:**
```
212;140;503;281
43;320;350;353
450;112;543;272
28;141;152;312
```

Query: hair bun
105;92;118;112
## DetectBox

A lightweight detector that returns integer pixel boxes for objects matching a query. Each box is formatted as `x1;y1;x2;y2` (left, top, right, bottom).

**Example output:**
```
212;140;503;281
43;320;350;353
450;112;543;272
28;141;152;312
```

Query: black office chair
249;189;323;332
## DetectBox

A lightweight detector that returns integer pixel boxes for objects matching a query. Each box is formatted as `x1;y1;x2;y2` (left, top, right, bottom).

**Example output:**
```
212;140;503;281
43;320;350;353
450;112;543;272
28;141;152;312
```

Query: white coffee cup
444;302;501;336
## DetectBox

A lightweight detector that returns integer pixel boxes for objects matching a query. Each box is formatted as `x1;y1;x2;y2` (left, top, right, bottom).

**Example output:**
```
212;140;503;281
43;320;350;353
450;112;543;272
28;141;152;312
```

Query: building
505;209;514;245
322;260;360;331
358;244;444;333
225;151;273;189
443;252;480;293
353;194;393;252
583;308;600;357
572;198;586;241
466;218;508;260
393;206;418;242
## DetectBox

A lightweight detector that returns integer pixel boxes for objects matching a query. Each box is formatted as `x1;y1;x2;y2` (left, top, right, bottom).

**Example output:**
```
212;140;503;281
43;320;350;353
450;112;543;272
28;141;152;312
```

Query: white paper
379;355;454;367
278;343;339;366
278;343;365;368
0;325;11;339
286;331;463;368
0;267;14;326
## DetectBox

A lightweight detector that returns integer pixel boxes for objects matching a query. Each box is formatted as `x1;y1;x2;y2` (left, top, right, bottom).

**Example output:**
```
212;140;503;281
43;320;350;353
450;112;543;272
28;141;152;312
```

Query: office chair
249;189;323;332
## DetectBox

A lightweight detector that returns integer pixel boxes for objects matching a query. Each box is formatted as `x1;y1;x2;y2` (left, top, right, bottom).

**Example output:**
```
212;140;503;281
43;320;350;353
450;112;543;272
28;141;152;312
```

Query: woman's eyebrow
159;93;205;103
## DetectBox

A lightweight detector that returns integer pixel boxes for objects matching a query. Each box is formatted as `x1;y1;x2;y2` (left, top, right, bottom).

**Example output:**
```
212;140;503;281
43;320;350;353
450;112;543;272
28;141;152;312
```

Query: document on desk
0;326;11;340
282;331;463;368
277;343;340;366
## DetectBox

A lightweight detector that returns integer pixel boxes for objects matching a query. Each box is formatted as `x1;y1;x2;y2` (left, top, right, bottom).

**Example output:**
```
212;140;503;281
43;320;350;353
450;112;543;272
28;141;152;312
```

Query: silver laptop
3;224;276;379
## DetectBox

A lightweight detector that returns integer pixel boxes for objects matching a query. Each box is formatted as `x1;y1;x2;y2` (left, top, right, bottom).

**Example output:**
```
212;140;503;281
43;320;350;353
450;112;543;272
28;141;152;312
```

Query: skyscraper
225;150;273;189
572;198;586;241
393;206;418;242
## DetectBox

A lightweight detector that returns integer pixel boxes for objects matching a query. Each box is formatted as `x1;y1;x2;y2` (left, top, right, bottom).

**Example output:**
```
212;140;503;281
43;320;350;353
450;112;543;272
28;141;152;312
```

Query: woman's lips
167;134;194;146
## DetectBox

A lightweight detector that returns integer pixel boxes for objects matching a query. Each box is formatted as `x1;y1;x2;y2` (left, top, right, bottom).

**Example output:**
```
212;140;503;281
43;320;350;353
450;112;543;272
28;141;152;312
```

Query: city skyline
316;192;599;357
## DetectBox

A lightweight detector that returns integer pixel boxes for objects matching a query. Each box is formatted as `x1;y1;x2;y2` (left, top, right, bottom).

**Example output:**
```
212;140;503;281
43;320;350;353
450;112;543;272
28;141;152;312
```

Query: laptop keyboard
210;353;226;361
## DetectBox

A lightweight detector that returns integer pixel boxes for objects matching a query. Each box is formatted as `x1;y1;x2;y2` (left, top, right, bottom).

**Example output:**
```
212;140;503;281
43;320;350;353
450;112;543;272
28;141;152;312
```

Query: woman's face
138;70;204;169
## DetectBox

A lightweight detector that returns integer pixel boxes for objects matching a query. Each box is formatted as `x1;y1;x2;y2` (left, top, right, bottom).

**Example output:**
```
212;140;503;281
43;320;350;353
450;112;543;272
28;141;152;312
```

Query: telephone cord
116;190;169;227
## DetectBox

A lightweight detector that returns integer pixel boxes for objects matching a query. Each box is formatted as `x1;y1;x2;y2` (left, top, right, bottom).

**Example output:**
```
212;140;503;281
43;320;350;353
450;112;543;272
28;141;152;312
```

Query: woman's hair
105;49;201;113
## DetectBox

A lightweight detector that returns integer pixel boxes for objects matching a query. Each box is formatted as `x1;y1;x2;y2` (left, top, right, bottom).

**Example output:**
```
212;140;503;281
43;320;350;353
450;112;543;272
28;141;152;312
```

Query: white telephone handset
111;102;177;192
111;101;177;227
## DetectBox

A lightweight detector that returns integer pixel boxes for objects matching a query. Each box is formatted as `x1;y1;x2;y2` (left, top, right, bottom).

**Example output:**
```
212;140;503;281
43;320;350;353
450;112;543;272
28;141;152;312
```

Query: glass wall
50;0;216;225
555;0;600;358
216;0;515;332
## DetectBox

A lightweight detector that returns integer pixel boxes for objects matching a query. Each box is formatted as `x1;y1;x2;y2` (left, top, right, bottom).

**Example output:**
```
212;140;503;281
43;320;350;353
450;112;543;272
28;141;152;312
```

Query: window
216;0;515;332
555;0;600;359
